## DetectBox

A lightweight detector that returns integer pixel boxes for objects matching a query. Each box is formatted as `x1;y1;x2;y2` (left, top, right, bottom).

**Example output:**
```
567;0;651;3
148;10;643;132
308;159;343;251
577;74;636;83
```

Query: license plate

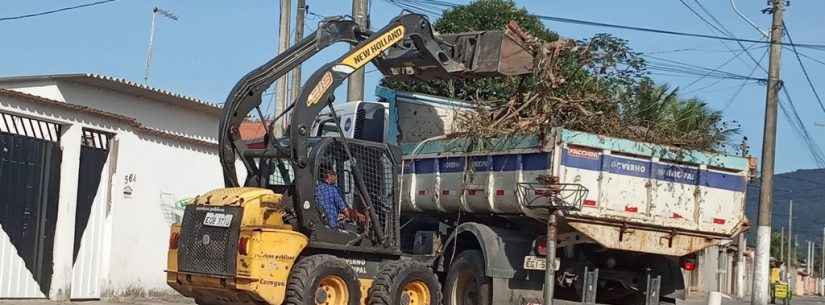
523;255;546;271
203;212;233;227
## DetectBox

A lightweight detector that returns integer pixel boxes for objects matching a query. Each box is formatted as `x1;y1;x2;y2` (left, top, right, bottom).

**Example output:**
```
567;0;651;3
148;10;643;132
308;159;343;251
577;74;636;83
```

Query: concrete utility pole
781;226;785;264
544;213;558;305
788;200;793;277
737;233;747;299
275;0;292;137
347;0;368;102
751;0;785;303
809;241;813;274
289;0;306;112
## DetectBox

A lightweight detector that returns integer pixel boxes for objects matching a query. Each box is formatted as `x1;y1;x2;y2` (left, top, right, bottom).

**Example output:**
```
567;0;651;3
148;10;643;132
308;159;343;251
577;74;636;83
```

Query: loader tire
444;250;491;305
285;254;361;305
367;260;442;305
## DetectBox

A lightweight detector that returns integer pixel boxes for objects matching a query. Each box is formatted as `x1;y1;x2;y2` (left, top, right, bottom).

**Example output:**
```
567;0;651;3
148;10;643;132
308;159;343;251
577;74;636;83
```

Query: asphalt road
2;295;825;305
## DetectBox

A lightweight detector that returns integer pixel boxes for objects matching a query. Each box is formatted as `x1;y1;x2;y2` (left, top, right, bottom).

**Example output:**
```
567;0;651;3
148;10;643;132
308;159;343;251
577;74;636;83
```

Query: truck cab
311;86;475;146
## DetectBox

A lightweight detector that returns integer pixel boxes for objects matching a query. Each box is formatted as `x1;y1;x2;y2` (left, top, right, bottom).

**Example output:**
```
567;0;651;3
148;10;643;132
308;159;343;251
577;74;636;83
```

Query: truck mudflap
439;222;533;279
565;217;745;257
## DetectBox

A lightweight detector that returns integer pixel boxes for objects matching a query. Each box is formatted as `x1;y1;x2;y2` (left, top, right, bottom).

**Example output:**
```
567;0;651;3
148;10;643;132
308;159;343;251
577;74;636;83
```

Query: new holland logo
306;71;333;107
341;25;405;69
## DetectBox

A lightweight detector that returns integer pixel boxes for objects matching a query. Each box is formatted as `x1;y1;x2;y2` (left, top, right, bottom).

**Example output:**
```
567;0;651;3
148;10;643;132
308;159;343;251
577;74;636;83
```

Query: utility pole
793;234;798;270
347;0;368;102
736;233;747;299
821;228;824;295
274;0;292;137
788;200;793;277
751;0;785;303
289;0;306;122
809;241;813;274
781;226;785;264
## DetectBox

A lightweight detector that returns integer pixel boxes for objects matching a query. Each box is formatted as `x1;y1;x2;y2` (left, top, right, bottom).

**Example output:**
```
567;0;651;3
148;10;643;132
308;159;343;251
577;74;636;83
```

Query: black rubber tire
444;250;492;305
368;260;442;305
285;254;361;305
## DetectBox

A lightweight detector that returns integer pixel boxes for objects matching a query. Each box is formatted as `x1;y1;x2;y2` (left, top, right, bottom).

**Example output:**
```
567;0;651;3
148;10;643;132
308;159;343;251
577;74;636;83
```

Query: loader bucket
439;25;535;76
375;22;535;80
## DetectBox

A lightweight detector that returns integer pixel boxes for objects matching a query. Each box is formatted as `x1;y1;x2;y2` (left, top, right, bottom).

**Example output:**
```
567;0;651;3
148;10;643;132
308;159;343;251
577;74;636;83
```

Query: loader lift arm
219;12;532;250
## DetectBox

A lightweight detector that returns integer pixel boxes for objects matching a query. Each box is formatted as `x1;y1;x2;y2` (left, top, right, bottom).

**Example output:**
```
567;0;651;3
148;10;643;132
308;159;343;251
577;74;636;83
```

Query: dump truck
309;86;751;304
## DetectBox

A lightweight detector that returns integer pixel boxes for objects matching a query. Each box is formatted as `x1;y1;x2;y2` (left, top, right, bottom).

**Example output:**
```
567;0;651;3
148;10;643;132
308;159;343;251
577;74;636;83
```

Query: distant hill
746;168;825;246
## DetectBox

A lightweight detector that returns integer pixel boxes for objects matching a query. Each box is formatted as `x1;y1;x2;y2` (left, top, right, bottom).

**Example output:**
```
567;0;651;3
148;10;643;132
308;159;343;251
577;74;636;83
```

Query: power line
643;54;767;82
390;0;825;50
640;46;767;55
784;22;825;114
722;48;769;111
0;0;119;22
787;49;825;68
536;14;825;50
779;86;825;167
682;44;759;90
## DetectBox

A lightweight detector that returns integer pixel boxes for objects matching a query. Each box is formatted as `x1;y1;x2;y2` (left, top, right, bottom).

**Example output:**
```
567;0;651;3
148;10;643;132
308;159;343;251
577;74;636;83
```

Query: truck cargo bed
397;128;749;256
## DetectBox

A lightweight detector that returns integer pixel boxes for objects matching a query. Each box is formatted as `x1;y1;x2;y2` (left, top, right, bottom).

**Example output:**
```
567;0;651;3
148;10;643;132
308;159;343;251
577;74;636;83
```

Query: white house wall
104;131;227;293
56;81;220;142
0;89;243;299
0;80;65;102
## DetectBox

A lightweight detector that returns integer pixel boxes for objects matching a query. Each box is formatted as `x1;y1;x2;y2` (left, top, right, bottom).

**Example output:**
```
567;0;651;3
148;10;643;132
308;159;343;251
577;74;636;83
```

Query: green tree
625;80;739;149
434;0;558;41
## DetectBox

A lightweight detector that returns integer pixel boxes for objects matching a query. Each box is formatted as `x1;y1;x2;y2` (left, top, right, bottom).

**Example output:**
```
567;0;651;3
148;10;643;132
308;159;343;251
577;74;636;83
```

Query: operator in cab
315;166;365;230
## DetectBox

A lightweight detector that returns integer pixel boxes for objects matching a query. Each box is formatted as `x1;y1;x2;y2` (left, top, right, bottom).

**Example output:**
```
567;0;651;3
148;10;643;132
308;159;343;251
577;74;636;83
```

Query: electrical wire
389;0;825;50
0;0;119;21
721;48;769;111
779;85;825;167
730;0;769;39
784;22;825;115
785;49;825;68
641;47;767;55
643;55;767;82
681;44;760;91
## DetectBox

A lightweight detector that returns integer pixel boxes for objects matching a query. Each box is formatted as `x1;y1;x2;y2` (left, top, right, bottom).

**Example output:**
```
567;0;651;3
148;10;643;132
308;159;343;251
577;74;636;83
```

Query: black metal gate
0;112;62;296
72;129;111;263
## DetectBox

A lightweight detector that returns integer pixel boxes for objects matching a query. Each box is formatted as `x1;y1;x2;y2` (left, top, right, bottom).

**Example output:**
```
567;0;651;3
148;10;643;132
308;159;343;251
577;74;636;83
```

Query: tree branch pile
451;32;740;152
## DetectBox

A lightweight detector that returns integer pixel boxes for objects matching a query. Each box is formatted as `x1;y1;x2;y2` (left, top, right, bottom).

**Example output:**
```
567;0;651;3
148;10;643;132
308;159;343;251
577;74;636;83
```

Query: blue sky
3;0;825;173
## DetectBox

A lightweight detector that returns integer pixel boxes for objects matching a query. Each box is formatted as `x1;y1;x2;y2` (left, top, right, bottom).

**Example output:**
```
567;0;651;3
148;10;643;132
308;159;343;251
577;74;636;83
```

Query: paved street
2;295;825;305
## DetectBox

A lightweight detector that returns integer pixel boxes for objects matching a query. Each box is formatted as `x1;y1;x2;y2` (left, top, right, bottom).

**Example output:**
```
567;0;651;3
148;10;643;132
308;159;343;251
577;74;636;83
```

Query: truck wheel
285;254;361;305
444;250;491;305
368;260;442;305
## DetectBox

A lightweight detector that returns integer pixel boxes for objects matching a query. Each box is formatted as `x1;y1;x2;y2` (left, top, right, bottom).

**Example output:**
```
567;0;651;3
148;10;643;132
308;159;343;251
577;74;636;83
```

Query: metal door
0;112;61;298
70;129;111;299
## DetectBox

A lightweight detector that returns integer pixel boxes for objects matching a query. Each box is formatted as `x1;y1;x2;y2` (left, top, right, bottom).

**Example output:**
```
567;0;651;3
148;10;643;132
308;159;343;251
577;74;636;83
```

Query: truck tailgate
557;129;748;234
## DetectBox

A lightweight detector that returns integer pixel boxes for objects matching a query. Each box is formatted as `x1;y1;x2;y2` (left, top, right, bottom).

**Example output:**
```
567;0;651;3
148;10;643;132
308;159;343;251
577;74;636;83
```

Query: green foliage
624;79;740;150
433;0;558;42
